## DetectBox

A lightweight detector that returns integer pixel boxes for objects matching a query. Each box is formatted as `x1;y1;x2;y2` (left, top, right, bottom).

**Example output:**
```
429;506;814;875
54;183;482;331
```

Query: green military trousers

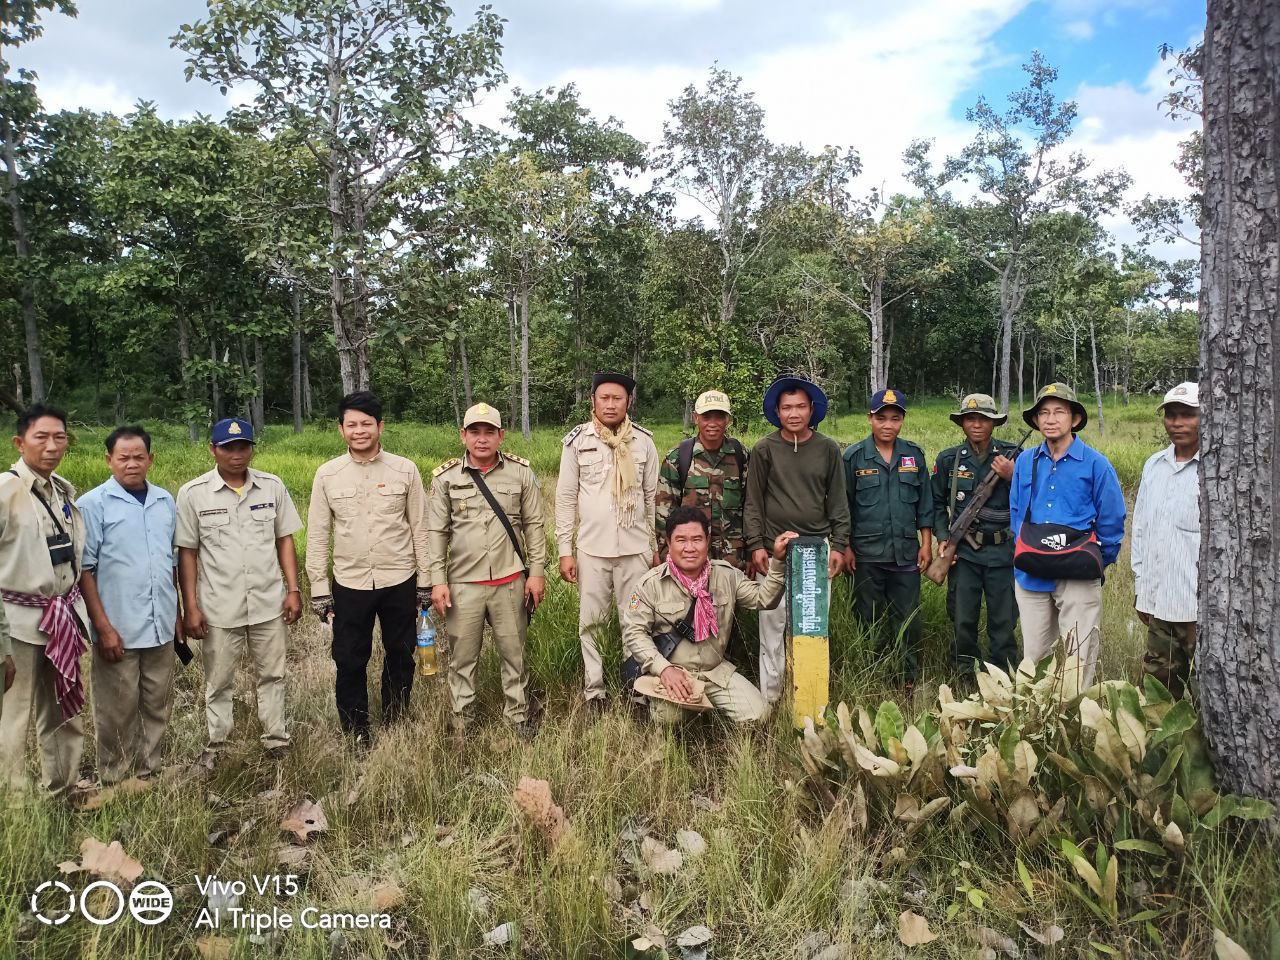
946;557;1018;673
853;563;923;681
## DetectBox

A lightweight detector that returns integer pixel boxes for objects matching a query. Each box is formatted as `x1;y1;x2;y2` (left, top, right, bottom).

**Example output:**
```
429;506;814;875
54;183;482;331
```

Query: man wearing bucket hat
743;375;849;706
842;388;934;685
623;506;797;724
175;417;304;763
930;394;1022;676
428;402;545;736
656;390;749;572
555;371;659;714
1130;382;1201;697
1009;383;1126;686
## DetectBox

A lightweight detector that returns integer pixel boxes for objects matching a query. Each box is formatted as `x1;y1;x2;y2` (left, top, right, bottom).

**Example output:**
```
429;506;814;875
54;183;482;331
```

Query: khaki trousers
650;669;767;725
92;643;175;784
756;573;789;705
445;578;529;725
0;639;85;796
577;552;649;701
1015;580;1103;686
202;617;289;749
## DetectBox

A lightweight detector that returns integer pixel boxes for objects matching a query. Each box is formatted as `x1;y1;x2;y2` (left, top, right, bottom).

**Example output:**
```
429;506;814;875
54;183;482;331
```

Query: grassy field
1;397;1275;958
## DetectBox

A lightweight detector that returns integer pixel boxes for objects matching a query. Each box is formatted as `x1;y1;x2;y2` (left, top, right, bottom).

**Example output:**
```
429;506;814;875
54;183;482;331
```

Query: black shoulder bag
621;593;698;693
467;467;537;618
1012;455;1104;581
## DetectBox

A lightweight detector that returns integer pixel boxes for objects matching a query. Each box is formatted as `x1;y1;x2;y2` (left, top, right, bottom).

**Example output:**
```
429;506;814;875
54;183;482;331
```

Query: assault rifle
924;427;1033;585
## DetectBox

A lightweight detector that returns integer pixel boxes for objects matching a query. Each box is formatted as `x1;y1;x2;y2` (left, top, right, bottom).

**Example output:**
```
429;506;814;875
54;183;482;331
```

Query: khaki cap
634;674;713;712
463;402;502;429
949;393;1008;426
1022;382;1088;431
693;390;732;415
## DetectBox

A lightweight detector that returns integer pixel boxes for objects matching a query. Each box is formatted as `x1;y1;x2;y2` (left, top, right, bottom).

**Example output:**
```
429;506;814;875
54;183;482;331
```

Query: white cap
1158;382;1199;411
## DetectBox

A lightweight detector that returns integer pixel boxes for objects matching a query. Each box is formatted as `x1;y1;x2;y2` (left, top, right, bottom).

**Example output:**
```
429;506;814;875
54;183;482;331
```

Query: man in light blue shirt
1009;384;1126;686
79;426;180;784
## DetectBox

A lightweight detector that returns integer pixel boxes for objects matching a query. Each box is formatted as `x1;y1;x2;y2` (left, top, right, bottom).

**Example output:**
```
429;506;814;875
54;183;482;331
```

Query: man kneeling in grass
622;506;798;724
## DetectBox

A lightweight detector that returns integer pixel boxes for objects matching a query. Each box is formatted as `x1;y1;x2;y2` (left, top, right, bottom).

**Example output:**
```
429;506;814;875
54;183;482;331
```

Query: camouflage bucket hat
949;393;1007;426
1022;382;1088;431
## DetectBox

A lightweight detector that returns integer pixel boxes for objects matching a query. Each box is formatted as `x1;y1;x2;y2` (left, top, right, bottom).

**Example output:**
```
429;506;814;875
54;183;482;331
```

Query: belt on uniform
967;529;1013;547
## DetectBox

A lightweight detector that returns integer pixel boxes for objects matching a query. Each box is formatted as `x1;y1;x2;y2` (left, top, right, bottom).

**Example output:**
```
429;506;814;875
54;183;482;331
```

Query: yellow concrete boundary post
786;536;831;728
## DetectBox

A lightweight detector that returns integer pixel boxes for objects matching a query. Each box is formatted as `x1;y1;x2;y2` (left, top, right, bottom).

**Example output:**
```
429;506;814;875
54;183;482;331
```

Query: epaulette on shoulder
562;425;583;446
432;457;461;478
505;453;530;467
631;422;653;437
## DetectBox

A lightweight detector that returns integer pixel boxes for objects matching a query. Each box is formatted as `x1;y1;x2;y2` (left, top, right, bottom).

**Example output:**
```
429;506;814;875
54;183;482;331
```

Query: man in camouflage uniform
930;394;1020;675
428;402;545;736
656;390;749;571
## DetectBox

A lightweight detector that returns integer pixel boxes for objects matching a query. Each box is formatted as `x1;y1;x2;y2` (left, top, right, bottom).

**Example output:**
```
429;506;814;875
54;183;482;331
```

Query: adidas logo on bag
1040;533;1068;550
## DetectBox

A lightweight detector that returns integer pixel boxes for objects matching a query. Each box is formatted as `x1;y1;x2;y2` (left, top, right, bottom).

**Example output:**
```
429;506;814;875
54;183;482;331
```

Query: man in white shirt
1130;382;1201;697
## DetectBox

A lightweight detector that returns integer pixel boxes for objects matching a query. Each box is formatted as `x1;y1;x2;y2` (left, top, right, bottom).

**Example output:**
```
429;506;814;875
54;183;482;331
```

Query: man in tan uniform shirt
556;371;659;710
428;403;545;735
0;404;89;797
624;507;793;724
307;391;430;741
176;418;303;762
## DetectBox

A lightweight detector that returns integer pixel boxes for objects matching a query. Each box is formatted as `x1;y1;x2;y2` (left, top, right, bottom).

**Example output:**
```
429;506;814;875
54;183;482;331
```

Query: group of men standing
0;369;1204;798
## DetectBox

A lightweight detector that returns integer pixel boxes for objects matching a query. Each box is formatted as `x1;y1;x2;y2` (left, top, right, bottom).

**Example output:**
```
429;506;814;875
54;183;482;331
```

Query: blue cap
211;418;255;445
870;388;906;413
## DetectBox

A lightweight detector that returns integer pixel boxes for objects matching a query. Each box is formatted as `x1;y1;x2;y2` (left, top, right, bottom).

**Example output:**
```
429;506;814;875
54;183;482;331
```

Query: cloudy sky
16;0;1201;249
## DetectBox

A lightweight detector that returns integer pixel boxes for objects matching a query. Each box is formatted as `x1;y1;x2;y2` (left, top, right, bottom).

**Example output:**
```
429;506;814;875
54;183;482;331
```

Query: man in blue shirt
79;426;180;784
1010;384;1126;686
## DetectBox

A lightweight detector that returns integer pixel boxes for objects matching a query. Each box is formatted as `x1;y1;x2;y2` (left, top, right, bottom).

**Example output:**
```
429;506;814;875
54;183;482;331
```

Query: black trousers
331;575;417;735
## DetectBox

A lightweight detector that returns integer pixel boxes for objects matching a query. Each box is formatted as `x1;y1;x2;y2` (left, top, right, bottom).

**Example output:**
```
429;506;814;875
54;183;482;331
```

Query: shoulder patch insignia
432;457;461;478
631;422;653;437
627;591;641;611
562;425;584;446
505;453;530;466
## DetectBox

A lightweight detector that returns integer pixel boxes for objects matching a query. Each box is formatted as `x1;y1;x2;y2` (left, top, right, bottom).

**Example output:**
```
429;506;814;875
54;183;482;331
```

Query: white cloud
1063;18;1094;39
37;75;137;116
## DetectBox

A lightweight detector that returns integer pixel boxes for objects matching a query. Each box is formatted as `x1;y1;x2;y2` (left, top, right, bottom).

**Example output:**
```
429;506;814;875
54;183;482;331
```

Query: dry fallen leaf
277;845;310;868
675;829;707;858
466;886;492;916
676;925;713;947
640;837;683;875
512;777;569;846
600;874;623;902
58;837;144;888
483;921;517;946
1016;920;1064;946
976;926;1020;958
1214;929;1253;960
195;934;233;959
344;775;366;809
898;910;938;947
280;798;328;843
366;882;404;912
74;777;153;811
633;922;668;951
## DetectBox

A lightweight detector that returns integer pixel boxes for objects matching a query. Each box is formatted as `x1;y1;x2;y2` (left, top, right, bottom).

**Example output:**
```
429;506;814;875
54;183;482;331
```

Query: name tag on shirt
249;502;275;511
855;468;878;477
199;508;228;517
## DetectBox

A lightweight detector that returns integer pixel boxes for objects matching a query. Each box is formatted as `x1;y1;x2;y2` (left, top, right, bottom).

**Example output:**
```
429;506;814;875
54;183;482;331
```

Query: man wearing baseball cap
175;418;304;763
931;394;1021;676
842;388;934;686
1009;383;1126;686
744;375;849;706
427;402;545;736
656;390;750;572
1131;382;1201;696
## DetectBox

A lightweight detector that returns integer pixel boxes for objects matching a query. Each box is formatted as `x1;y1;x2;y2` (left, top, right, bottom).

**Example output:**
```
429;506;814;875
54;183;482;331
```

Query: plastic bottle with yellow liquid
415;609;438;677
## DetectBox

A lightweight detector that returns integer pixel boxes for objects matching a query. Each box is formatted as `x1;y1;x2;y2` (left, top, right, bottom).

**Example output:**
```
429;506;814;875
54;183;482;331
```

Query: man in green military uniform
931;394;1020;675
843;388;934;685
428;402;546;736
656;390;749;571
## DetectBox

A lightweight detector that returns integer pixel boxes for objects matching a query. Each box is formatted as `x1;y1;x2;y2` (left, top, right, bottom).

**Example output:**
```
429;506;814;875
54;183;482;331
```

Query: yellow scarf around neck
593;415;639;526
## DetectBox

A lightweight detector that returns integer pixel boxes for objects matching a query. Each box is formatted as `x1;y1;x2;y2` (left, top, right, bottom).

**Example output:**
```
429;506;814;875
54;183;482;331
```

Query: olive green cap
949;393;1007;426
1022;382;1088;431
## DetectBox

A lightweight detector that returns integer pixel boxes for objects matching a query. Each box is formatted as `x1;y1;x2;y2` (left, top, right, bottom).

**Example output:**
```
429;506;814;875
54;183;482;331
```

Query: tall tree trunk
1;77;43;403
449;340;462;428
209;338;222;424
1017;327;1026;410
1197;0;1280;807
252;337;266;433
573;273;585;408
13;363;24;407
519;285;532;440
177;315;197;442
1088;314;1105;436
868;280;885;394
301;343;313;422
506;296;519;428
458;328;473;407
291;284;304;434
